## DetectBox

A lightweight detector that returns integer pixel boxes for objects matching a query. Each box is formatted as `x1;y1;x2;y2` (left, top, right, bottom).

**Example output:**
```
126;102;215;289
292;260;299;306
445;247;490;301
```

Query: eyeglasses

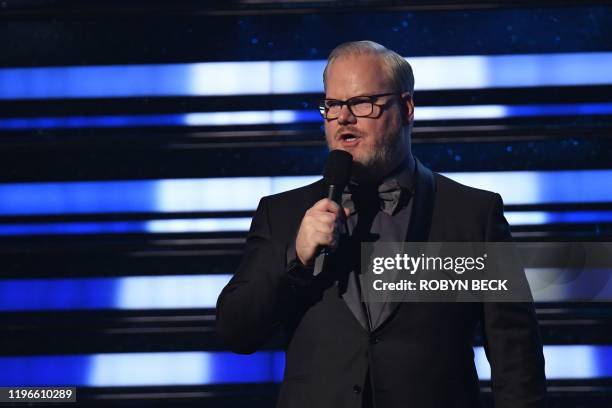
318;92;400;119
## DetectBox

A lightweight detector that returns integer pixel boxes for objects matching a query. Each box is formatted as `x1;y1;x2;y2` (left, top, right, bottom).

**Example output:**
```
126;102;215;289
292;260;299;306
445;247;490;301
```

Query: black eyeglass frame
318;92;402;119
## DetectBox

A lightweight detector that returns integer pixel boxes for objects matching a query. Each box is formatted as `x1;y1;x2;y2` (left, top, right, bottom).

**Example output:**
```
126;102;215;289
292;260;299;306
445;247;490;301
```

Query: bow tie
342;179;409;216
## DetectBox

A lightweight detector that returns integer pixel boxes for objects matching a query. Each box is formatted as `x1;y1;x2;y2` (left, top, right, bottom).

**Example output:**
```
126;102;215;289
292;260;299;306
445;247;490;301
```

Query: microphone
323;149;353;205
313;150;353;276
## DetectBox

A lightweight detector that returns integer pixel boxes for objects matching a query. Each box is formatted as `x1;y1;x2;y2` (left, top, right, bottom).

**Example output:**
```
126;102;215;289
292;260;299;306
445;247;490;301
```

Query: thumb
343;207;350;218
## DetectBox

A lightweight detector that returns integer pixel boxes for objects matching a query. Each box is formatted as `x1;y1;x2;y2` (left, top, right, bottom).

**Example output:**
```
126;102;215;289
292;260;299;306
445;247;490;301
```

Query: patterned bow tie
342;179;409;216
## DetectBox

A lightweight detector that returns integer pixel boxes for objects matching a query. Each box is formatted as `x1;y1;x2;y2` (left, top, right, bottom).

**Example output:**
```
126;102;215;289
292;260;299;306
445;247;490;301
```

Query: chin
346;148;371;163
353;153;378;168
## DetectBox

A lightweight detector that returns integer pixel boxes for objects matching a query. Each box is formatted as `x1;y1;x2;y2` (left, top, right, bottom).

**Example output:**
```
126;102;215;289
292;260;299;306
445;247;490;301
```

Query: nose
337;104;357;125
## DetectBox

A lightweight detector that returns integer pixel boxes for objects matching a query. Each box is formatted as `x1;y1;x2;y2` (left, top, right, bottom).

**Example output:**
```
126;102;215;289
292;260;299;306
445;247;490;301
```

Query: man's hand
295;198;350;266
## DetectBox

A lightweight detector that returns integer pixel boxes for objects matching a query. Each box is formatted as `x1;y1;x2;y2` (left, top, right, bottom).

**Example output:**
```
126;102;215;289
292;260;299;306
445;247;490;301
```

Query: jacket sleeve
482;193;547;408
215;196;308;354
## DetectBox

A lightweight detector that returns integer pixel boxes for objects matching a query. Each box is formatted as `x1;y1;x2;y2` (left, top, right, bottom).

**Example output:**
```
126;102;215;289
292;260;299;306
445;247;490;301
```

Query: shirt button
370;337;380;344
353;385;362;394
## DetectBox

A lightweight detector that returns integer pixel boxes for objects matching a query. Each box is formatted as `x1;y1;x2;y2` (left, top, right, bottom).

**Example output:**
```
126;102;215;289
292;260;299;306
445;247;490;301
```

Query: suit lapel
406;158;436;242
340;269;371;331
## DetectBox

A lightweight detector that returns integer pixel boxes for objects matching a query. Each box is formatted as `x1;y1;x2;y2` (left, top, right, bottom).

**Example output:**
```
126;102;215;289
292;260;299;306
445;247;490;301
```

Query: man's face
324;53;413;179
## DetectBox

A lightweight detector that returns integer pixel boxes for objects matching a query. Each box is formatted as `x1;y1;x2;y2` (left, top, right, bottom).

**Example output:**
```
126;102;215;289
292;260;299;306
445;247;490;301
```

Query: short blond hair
323;41;414;96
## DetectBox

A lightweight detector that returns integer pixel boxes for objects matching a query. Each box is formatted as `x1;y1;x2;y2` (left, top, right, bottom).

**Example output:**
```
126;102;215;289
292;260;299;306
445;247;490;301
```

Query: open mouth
339;133;359;143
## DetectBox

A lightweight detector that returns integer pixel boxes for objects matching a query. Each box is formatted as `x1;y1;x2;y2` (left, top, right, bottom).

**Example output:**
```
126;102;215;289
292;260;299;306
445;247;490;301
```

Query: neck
351;152;414;186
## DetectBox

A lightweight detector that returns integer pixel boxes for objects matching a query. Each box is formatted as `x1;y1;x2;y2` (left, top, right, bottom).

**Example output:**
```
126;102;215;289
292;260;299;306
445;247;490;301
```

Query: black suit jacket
216;159;546;408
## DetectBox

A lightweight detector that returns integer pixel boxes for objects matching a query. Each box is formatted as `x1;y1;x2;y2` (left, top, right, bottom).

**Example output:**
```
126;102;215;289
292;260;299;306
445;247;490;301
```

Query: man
216;41;546;408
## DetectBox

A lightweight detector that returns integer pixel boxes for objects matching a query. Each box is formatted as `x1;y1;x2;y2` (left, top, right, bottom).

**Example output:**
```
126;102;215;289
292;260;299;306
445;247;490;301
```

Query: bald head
323;41;414;97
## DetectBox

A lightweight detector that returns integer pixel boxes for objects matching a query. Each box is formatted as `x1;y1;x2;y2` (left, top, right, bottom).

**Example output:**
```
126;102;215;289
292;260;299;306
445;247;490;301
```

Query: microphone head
323;150;353;187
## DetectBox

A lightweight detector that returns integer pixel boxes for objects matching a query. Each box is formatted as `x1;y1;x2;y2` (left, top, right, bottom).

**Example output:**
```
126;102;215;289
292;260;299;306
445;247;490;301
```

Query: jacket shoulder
262;179;324;206
255;179;324;239
430;173;507;240
434;172;501;204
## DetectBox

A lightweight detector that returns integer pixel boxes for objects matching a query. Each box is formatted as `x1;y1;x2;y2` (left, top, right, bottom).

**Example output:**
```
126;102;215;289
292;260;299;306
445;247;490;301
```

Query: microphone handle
327;184;342;205
313;184;343;276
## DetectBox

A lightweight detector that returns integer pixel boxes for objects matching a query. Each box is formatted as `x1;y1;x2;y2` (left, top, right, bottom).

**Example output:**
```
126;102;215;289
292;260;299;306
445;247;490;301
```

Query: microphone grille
323;150;353;187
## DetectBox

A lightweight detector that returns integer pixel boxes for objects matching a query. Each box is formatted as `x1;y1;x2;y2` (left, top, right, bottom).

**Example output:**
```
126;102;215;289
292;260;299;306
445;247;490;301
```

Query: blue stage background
1;1;611;406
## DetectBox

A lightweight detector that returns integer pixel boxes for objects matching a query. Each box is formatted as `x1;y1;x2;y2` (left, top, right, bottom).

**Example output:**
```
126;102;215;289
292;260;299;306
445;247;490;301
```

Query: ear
400;92;414;126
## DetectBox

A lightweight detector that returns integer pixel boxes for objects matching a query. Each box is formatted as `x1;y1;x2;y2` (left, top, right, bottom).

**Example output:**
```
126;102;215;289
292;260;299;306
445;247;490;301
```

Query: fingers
311;199;351;223
312;231;338;248
295;199;347;266
312;198;343;216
